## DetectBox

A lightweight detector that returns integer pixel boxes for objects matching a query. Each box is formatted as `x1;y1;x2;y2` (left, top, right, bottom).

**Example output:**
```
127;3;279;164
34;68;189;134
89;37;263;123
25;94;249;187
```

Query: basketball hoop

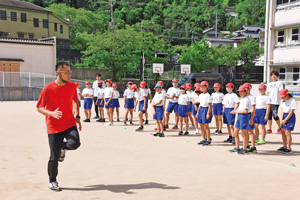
181;64;191;75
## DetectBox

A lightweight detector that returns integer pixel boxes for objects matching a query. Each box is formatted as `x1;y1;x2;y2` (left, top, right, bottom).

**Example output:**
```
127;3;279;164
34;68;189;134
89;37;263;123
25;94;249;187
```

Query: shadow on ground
62;182;180;194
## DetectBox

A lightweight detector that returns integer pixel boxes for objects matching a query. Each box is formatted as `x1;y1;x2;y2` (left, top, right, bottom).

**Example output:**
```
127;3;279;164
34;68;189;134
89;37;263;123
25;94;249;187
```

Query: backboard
181;64;191;74
153;63;164;75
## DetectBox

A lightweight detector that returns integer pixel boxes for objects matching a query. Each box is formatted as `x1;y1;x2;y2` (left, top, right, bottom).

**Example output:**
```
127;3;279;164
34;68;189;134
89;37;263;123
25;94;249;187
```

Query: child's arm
265;104;271;121
149;92;153;103
282;109;295;126
233;102;240;112
124;95;127;107
207;103;212;119
234;108;248;115
250;105;256;125
134;100;138;112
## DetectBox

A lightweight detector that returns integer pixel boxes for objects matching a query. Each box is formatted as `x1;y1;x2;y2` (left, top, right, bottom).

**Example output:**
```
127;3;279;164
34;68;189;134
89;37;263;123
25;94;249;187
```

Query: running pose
37;62;81;191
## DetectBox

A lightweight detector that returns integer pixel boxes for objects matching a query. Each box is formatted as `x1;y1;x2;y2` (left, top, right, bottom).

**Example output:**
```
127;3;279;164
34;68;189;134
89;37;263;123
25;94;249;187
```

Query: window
33;18;39;27
43;19;48;28
277;30;285;43
0;10;6;20
29;34;34;39
21;13;26;22
279;68;286;80
277;0;289;4
292;28;299;41
54;23;57;32
11;12;17;21
18;33;24;39
293;67;300;83
60;25;63;33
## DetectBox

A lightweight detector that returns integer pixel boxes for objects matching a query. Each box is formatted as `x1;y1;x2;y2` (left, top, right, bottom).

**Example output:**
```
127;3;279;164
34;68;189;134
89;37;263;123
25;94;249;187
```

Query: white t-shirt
222;93;240;108
77;88;81;101
267;81;284;105
167;87;181;103
178;93;191;105
280;98;297;113
248;94;256;113
92;80;105;97
156;89;167;98
153;92;165;106
113;90;120;99
124;88;134;99
191;92;200;103
211;92;224;104
199;92;212;107
186;90;193;101
238;96;251;112
141;88;151;97
135;89;146;102
256;94;271;109
82;88;93;99
97;88;104;99
104;87;114;98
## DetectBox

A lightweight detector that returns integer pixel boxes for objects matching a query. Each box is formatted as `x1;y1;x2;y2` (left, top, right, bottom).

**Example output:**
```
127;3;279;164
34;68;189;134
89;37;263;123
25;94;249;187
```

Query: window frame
11;11;17;22
21;13;27;22
18;33;24;39
60;25;63;34
43;19;48;28
291;28;299;42
0;10;7;20
33;18;39;27
277;30;285;43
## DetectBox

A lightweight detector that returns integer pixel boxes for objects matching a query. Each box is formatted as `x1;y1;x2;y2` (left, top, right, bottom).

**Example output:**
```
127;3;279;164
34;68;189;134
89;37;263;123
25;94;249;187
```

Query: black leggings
93;97;99;116
268;104;280;121
48;126;80;182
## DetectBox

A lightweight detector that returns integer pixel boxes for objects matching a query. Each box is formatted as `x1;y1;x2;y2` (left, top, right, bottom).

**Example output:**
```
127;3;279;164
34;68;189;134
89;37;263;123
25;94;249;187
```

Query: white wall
0;42;56;76
273;47;300;63
274;8;300;27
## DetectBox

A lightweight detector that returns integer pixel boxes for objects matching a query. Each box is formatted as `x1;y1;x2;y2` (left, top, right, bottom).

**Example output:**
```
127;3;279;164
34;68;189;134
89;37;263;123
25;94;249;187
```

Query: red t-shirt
37;81;79;134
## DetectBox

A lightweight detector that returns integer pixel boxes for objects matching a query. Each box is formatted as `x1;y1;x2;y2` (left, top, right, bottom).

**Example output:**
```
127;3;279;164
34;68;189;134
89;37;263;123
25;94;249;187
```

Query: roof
0;0;50;12
207;38;235;42
0;58;24;62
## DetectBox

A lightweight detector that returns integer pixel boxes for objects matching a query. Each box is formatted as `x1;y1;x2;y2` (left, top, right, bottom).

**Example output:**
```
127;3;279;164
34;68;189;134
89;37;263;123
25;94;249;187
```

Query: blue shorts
235;114;250;130
192;103;200;116
98;100;104;108
197;107;212;124
153;106;164;121
105;98;114;109
187;102;193;113
213;103;223;116
166;102;179;113
84;98;93;109
254;109;267;125
138;100;146;114
112;98;120;108
178;105;188;117
248;113;254;129
125;98;134;109
281;113;296;131
223;108;235;125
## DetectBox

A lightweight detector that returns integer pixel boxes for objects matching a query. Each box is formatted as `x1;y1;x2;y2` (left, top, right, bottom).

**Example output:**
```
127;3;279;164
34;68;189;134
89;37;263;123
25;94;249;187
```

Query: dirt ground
1;100;300;200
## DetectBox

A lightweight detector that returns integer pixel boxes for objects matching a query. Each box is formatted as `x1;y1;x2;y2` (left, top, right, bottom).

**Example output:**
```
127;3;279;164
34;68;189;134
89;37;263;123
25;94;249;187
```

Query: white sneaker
49;181;61;191
189;125;195;129
195;129;199;134
105;122;113;126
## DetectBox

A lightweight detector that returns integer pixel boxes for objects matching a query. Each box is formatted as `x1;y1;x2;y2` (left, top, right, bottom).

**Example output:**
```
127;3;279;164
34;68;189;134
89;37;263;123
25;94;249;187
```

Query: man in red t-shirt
37;62;82;191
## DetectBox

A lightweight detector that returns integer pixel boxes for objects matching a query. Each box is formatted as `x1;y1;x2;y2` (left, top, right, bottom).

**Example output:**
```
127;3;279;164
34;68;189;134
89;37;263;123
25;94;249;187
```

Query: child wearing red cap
191;86;201;134
75;82;82;108
96;81;105;122
255;84;271;145
229;85;251;154
153;84;165;137
140;81;152;125
222;83;240;143
178;85;190;135
186;83;195;130
104;79;114;126
82;81;94;122
124;82;135;125
278;89;297;153
166;78;181;129
212;83;224;134
133;84;147;132
112;83;120;122
154;81;167;131
197;81;213;146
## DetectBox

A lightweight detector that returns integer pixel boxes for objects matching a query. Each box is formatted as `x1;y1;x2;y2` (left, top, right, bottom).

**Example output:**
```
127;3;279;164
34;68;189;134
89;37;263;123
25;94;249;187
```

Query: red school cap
200;81;209;86
131;84;138;91
237;85;247;91
226;83;234;89
112;83;117;87
186;83;192;88
279;89;289;98
172;78;179;83
258;84;267;89
85;81;91;85
214;83;220;88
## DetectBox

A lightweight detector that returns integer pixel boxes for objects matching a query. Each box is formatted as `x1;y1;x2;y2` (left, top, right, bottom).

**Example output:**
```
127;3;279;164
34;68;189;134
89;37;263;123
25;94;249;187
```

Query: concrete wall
274;7;300;27
0;40;56;76
273;47;300;63
1;87;42;101
71;68;109;80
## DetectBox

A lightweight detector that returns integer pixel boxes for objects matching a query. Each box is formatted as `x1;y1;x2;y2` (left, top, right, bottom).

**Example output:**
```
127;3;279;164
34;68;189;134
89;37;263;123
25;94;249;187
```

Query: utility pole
109;0;115;32
215;11;218;38
141;21;145;81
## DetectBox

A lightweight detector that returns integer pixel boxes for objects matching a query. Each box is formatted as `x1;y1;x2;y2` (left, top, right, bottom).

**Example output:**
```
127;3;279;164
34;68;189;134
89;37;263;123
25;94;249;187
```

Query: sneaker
232;137;235;144
214;130;219;135
172;125;178;129
238;148;249;155
164;125;166;131
257;139;266;145
195;129;199;134
49;181;61;191
178;131;183;136
93;116;99;119
189;125;195;129
218;130;222;134
202;141;211;146
83;119;90;122
283;148;293;154
117;118;120;122
246;145;250;150
267;129;272;134
145;120;149;125
165;125;169;129
277;146;287;152
248;147;257;153
105;122;113;126
102;118;106;122
135;126;144;132
96;119;101;122
224;137;232;143
255;139;260;143
229;147;240;153
124;121;127;125
159;133;165;137
276;128;281;134
197;140;206;145
58;149;66;162
153;132;160;137
184;131;189;135
130;121;134;125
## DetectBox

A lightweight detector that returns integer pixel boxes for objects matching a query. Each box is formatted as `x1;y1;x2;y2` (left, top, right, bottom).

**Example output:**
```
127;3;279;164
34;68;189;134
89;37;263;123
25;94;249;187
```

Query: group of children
76;70;297;154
